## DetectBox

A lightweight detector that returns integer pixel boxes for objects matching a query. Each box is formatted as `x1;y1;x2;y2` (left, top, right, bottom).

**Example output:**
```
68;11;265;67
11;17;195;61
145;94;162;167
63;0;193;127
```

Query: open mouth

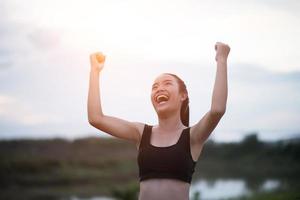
156;94;169;104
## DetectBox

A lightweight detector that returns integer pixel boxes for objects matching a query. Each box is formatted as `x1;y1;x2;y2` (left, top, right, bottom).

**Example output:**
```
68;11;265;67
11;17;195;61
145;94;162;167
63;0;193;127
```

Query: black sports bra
137;124;197;183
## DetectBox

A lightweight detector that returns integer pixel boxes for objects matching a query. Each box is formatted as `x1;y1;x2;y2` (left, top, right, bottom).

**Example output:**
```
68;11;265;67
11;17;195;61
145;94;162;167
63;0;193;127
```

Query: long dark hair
164;73;189;127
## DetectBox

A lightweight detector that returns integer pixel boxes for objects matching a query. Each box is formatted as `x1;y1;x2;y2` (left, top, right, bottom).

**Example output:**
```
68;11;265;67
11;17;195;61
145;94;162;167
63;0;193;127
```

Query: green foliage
0;135;299;199
242;133;259;144
111;182;139;200
192;191;201;200
231;190;300;200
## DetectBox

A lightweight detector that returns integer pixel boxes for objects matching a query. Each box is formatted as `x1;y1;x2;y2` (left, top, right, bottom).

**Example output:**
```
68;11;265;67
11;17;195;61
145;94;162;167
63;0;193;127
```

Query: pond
68;178;283;200
189;178;281;200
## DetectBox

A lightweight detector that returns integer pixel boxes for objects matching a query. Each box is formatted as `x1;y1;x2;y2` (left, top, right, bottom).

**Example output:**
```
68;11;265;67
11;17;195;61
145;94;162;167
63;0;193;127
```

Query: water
68;178;282;200
190;179;251;199
189;178;281;200
69;197;115;200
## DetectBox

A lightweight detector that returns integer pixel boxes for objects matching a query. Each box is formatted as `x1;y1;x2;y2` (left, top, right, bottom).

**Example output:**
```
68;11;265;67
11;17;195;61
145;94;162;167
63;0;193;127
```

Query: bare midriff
138;178;190;200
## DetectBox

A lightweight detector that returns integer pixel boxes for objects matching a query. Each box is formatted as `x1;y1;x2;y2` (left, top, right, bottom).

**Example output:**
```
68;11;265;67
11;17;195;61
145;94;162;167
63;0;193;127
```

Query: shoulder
132;122;148;135
132;122;149;147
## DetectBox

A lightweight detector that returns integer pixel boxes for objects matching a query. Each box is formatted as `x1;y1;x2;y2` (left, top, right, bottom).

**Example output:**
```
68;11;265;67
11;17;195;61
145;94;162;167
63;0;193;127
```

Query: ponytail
181;97;189;127
164;73;190;127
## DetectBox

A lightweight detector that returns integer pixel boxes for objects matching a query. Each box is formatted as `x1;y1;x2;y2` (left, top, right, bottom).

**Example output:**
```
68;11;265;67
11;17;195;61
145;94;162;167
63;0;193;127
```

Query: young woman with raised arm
87;42;230;200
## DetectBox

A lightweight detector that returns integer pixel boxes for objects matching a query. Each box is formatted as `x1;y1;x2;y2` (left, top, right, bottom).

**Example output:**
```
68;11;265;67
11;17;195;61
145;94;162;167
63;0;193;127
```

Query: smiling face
151;73;187;117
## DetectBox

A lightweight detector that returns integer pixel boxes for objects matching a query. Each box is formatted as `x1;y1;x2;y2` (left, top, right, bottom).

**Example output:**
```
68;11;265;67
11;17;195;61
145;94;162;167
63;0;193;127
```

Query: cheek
171;95;183;107
150;93;155;103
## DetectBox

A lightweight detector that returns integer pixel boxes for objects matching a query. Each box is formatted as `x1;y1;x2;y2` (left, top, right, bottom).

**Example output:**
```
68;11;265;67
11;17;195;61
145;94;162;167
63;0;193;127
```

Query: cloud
257;0;300;16
0;20;18;70
213;63;300;140
27;28;61;50
0;94;62;126
0;16;35;71
0;0;299;141
0;58;299;141
0;50;13;69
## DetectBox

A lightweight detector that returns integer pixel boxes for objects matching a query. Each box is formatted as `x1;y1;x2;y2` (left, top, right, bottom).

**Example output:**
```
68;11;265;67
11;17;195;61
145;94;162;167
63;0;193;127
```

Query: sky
0;0;299;142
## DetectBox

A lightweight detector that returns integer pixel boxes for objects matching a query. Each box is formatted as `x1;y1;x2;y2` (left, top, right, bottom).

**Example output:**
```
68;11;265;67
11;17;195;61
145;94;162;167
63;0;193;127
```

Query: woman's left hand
215;42;230;62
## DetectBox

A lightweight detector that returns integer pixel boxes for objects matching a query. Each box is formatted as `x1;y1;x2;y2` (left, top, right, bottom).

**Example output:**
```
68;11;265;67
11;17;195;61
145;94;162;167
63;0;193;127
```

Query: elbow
88;111;106;130
88;115;94;125
210;108;226;116
88;115;103;126
88;118;96;126
88;119;96;126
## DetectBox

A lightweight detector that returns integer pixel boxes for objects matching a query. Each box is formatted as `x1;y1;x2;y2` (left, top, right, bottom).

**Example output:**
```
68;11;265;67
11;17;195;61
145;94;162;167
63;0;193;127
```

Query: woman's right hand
90;52;106;72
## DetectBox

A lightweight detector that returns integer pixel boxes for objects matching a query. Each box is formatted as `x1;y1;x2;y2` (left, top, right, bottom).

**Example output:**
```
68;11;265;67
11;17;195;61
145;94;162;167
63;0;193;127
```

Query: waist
139;178;190;200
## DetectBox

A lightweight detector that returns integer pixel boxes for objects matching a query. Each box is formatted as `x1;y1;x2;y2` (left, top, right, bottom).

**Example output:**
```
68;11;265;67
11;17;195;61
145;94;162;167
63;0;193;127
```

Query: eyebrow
152;79;173;87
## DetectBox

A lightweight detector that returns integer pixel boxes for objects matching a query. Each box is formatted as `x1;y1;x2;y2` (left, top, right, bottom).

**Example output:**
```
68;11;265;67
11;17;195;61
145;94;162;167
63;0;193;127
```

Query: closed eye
152;80;172;90
165;82;172;86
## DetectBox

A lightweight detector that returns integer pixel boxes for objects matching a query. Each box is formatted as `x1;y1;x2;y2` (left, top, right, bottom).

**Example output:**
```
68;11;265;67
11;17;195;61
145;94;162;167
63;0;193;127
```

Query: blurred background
0;0;299;199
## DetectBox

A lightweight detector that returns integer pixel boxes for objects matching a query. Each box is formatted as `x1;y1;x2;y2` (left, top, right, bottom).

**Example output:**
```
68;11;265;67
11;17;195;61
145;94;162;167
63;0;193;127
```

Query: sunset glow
0;0;299;141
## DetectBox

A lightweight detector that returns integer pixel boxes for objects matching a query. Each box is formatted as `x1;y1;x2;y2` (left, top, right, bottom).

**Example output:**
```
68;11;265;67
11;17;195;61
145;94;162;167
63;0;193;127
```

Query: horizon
1;129;299;144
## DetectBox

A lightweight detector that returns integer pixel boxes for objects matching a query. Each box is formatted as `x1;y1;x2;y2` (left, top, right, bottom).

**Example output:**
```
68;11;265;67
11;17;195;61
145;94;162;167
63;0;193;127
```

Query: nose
152;85;165;98
157;82;168;91
156;86;166;94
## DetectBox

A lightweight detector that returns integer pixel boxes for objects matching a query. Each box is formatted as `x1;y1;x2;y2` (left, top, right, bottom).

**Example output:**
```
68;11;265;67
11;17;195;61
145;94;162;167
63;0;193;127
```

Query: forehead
153;74;176;84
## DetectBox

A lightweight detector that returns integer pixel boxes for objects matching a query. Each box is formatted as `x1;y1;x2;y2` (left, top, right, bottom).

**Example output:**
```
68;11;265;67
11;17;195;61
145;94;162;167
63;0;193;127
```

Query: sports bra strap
139;124;151;149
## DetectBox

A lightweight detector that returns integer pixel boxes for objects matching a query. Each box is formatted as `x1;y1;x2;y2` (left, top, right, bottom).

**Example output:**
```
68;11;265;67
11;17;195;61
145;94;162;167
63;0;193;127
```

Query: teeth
156;94;169;103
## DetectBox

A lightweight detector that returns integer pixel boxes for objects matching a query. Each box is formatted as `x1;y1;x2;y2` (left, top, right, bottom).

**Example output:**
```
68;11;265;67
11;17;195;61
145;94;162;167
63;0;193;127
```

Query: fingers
90;52;106;63
215;42;230;52
96;54;106;63
214;42;230;62
215;42;222;51
215;42;225;50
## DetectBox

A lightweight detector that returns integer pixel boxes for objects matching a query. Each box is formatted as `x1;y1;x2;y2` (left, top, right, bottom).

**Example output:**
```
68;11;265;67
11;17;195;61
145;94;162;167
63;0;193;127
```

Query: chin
155;104;174;117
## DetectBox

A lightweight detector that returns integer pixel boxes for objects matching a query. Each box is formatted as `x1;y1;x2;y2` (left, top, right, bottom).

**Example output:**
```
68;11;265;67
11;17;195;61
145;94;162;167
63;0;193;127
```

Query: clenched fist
215;42;230;62
90;52;106;72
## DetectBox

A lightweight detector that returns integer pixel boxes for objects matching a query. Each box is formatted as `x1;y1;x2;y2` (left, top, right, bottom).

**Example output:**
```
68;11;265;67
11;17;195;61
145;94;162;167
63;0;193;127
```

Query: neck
157;110;185;132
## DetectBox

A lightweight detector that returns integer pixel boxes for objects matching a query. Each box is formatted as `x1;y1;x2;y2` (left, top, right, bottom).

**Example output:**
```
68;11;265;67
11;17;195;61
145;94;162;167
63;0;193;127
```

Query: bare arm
87;52;144;145
191;42;230;145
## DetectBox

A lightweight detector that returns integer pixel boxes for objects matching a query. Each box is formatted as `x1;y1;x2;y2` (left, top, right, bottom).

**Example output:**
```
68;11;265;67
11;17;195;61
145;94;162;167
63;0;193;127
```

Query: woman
88;42;230;200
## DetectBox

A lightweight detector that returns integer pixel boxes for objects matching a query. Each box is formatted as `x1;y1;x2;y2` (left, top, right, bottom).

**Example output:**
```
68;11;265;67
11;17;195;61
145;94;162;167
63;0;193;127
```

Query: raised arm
87;52;144;147
191;42;230;145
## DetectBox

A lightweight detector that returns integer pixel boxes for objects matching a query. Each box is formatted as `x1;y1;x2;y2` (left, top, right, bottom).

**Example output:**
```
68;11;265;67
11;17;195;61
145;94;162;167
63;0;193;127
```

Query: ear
180;92;188;102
